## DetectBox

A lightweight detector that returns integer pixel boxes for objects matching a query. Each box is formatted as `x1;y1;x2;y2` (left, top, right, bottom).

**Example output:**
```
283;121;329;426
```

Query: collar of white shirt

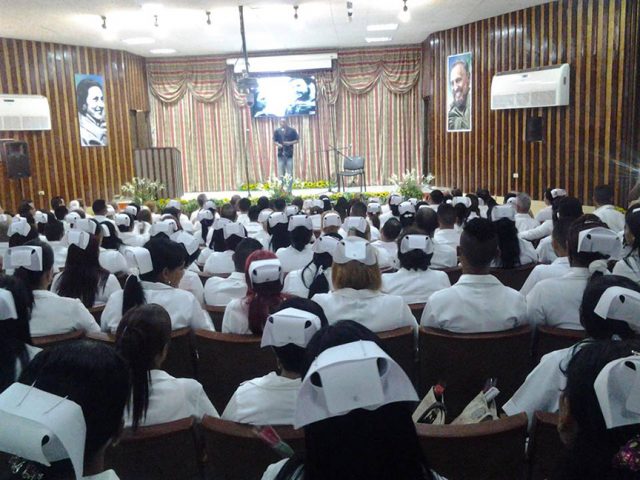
249;371;301;389
227;272;246;280
33;289;59;299
140;281;174;291
551;257;570;266
332;288;381;299
455;274;503;286
564;267;591;278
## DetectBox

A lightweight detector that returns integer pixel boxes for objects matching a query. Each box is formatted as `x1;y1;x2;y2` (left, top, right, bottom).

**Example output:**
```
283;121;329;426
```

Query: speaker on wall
526;116;544;142
2;141;31;179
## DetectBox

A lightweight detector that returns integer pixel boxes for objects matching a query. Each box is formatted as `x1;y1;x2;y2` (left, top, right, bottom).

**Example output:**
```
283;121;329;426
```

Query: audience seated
593;184;625;233
504;274;640;427
276;215;314;273
204;222;247;275
613;207;640;284
320;210;342;236
98;220;129;275
223;299;327;425
222;250;288;334
526;215;621;330
514;193;539;233
116;304;218;428
379;193;402;227
311;237;416;332
490;206;537;268
172;230;205;304
283;234;340;298
415;207;457;269
0;341;130;480
205;238;263;306
420;218;527;333
433;203;461;248
534;196;585;264
115;210;148;247
371;217;401;270
197;216;230;266
381;228;451;303
520;191;574;244
237;197;251;226
245;205;270;246
43;215;68;271
267;211;291;251
535;188;560;223
101;236;213;333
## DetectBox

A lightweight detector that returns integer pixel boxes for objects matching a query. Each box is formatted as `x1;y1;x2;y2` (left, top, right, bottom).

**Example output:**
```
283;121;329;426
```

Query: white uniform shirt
237;213;250;226
503;344;585;427
433;228;461;248
203;250;235;275
519;219;553;242
381;268;451;304
520;257;570;297
515;213;539;233
99;249;129;274
370;240;398;269
420;274;527;333
51;272;122;306
535;236;557;264
594;205;625;232
46;240;68;271
101;281;214;333
30;290;100;337
222;372;301;425
204;272;247;306
535;205;553;223
179;213;194;233
378;211;398;228
613;255;640;284
119;231;149;247
124;369;219;427
221;297;253;334
197;247;214;267
276;245;313;273
283;265;333;298
312;288;417;332
179;269;204;305
490;238;538;268
430;243;458;269
526;267;591;330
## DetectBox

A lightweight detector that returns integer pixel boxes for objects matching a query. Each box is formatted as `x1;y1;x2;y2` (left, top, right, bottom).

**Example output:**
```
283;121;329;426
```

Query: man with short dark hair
273;118;299;192
593;184;625;232
434;203;461;248
420;218;527;332
416;206;458;269
237;198;251;226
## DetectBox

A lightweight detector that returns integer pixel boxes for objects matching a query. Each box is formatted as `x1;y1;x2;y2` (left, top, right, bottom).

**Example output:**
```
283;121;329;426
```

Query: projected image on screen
251;76;317;118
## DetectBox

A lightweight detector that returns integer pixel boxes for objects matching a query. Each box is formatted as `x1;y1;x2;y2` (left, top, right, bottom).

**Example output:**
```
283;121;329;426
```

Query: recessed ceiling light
150;48;176;54
122;37;155;45
365;37;392;43
366;23;398;32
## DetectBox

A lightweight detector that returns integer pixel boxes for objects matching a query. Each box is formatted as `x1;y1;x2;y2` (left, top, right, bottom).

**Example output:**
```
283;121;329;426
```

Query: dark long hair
56;234;109;308
199;208;217;244
115;304;172;430
244;250;288;335
623;209;640;271
100;221;123;250
0;275;33;392
290;226;312;252
268;222;291;251
208;225;227;252
301;233;340;298
494;217;521;269
12;240;54;293
122;236;186;315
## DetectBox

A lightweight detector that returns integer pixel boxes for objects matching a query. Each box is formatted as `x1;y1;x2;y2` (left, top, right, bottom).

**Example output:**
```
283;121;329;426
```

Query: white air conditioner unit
0;94;52;131
227;53;337;74
490;64;570;110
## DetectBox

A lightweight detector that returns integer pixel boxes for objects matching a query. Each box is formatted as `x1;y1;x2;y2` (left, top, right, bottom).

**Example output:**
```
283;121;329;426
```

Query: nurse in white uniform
381;230;451;304
613;207;640;284
6;242;100;337
320;211;342;236
283;234;340;299
198;217;230;266
276;215;314;273
114;212;148;247
115;303;219;428
223;300;326;425
101;236;214;333
0;341;130;480
504;275;640;427
171;230;205;305
312;237;417;332
489;205;538;268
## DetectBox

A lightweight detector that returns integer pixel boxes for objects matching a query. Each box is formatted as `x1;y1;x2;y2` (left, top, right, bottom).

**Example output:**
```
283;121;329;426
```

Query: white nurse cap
333;237;377;266
288;215;313;232
261;308;323;348
3;246;43;271
594;355;640;429
399;234;434;255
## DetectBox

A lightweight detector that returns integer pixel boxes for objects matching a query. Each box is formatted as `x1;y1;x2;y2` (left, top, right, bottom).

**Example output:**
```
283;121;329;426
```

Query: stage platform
183;184;398;201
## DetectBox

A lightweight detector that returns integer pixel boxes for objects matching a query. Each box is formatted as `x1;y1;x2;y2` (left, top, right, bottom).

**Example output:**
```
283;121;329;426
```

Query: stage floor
183;184;397;201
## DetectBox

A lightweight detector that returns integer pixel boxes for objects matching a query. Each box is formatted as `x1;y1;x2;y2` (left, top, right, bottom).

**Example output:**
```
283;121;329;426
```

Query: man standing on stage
273;118;299;192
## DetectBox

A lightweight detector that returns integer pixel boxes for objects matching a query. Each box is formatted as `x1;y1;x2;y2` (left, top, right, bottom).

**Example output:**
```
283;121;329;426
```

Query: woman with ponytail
100;235;214;333
267;211;291;252
222;250;289;335
276;215;314;273
613;207;640;284
489;206;537;269
116;304;218;429
283;233;341;298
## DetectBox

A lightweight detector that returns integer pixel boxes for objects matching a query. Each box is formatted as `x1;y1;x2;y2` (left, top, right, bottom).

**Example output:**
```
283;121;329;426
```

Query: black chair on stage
337;156;365;192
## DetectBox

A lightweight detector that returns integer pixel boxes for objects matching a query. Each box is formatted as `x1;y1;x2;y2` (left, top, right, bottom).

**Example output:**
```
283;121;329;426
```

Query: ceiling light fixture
294;5;299;20
366;23;398;32
346;1;353;22
150;48;176;54
101;15;107;29
365;37;392;43
399;0;410;23
206;11;211;25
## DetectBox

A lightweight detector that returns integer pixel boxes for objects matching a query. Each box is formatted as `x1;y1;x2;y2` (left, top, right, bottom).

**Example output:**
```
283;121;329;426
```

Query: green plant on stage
156;198;200;216
388;170;430;200
118;178;165;205
240;179;331;191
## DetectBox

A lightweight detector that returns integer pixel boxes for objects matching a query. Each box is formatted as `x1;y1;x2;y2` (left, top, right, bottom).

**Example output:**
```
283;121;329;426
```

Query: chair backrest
533;326;586;365
195;330;278;412
528;411;565;480
443;267;462;285
89;304;105;325
408;302;426;323
416;412;528;480
85;328;197;379
343;155;364;170
32;330;84;349
490;263;536;291
418;326;533;421
377;326;416;384
105;417;202;480
204;305;225;332
201;416;303;480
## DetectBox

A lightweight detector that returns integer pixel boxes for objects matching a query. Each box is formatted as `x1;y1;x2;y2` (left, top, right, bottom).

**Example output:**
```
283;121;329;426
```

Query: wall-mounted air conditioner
0;94;52;131
490;64;570;110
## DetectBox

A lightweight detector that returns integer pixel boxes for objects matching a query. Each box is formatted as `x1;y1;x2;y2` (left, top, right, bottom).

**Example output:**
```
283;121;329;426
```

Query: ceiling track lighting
346;1;353;22
154;14;159;27
294;5;299;20
403;0;408;12
206;11;211;25
399;0;410;23
101;15;107;29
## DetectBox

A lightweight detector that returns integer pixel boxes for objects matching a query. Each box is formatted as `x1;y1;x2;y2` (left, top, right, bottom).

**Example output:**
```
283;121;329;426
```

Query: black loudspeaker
526;116;544;142
2;141;31;179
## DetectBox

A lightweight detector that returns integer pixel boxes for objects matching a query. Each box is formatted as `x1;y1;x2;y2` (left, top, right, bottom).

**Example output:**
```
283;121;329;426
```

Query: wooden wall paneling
425;0;640;206
0;38;149;211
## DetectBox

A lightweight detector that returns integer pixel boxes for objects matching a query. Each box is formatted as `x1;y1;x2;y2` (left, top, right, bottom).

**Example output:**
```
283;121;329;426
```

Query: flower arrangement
118;178;165;205
388;170;431;200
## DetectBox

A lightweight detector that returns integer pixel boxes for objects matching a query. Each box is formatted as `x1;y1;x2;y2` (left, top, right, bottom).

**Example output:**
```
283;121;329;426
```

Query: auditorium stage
182;184;398;201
